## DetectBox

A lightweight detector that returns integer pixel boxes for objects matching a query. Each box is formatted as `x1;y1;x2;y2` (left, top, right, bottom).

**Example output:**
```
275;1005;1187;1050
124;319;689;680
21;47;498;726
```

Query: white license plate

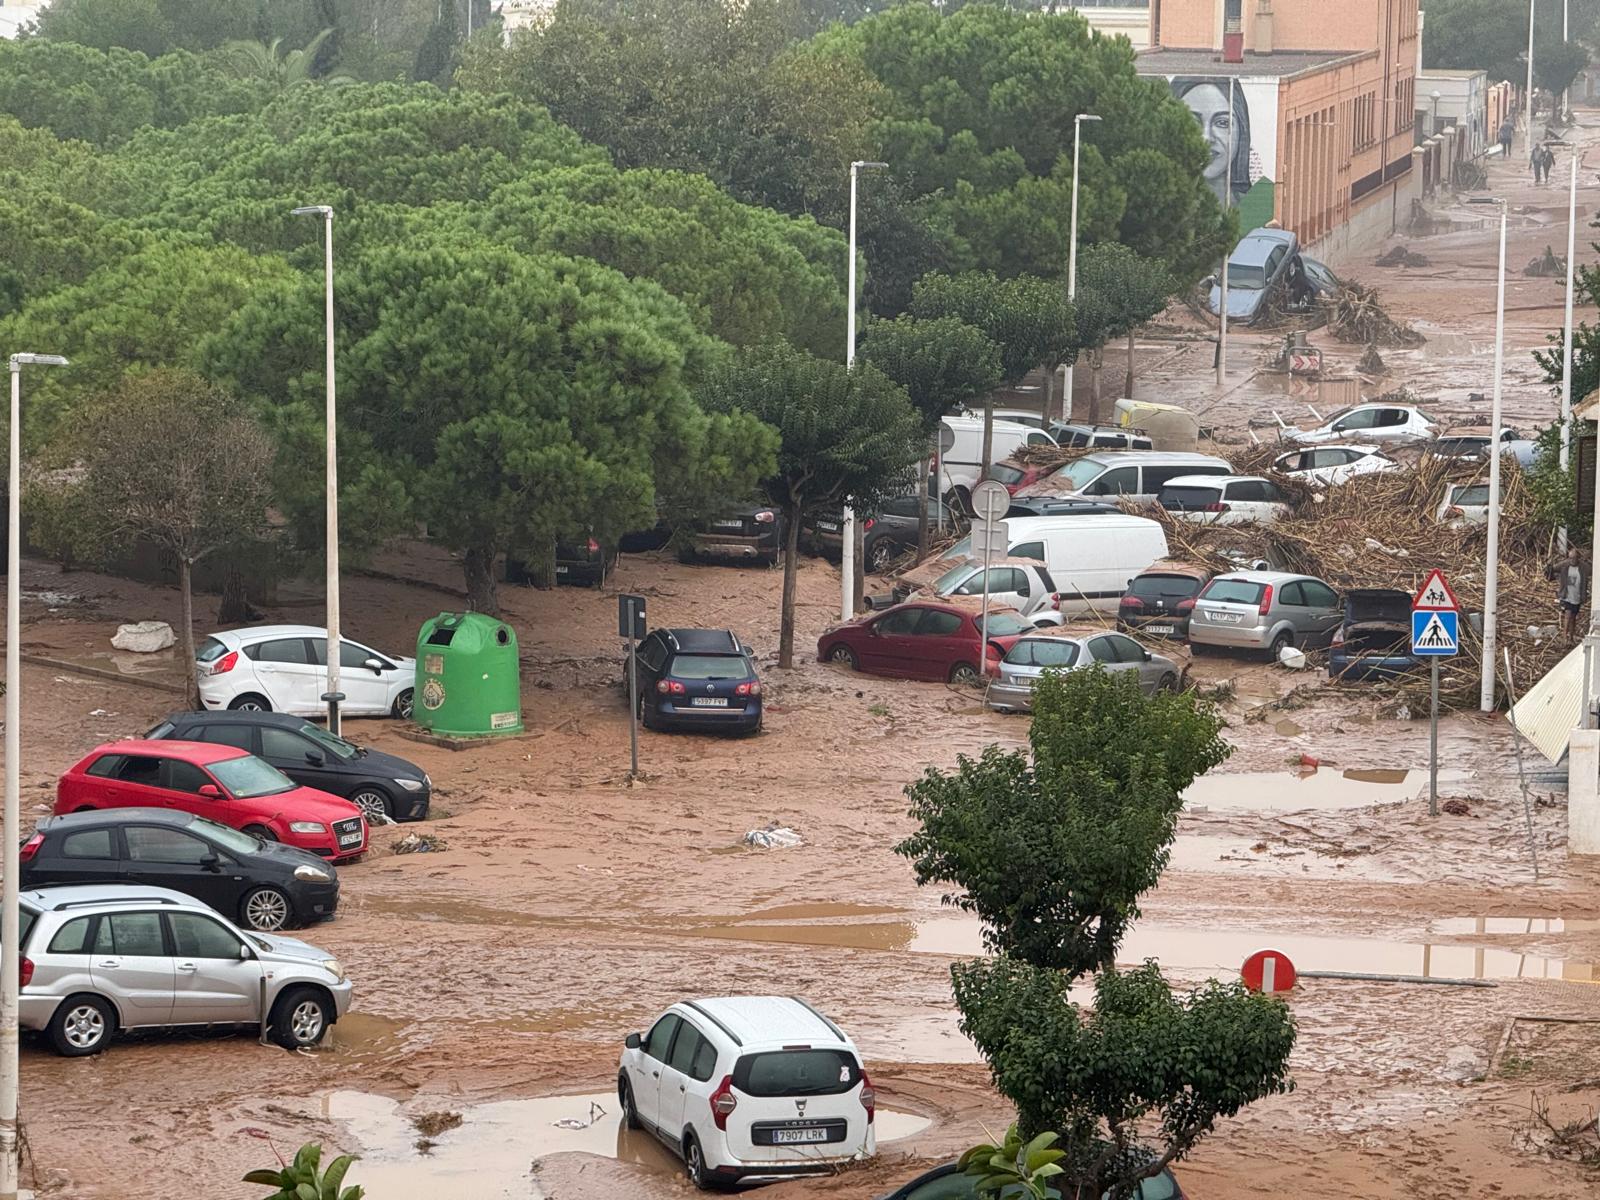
772;1128;829;1145
713;520;744;530
555;566;569;574
690;697;729;707
1211;612;1245;624
1147;624;1175;634
818;522;839;532
338;832;362;847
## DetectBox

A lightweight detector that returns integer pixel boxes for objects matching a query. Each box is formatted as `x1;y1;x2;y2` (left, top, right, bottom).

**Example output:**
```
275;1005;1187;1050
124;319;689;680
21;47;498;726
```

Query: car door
1221;480;1262;523
159;757;223;822
1330;408;1377;438
865;607;924;676
1108;633;1164;693
89;910;176;1025
311;638;391;715
656;1019;706;1140
1084;466;1138;498
29;826;125;888
246;637;321;713
100;753;169;812
1086;635;1140;684
164;910;262;1023
258;724;339;794
1298;579;1344;646
629;1013;681;1132
123;823;242;914
1369;408;1411;442
916;607;974;679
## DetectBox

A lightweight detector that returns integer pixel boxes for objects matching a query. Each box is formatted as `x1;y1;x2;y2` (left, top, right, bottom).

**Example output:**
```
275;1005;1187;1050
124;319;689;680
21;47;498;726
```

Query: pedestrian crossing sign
1411;609;1459;656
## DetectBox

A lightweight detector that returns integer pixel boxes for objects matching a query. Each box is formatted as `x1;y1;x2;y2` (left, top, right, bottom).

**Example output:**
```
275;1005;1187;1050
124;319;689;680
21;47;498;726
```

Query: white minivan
937;415;1058;509
1029;450;1234;505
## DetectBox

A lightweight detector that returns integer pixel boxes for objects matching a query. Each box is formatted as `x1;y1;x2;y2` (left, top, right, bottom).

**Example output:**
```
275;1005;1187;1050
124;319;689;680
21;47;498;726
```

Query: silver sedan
986;629;1180;713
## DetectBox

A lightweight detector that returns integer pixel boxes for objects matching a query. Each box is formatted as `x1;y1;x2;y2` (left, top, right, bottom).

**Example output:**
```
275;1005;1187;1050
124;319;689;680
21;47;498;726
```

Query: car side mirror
198;784;222;799
305;749;325;766
238;943;253;960
740;643;754;656
364;657;384;675
200;853;221;873
625;1032;642;1050
1143;650;1153;662
867;625;881;637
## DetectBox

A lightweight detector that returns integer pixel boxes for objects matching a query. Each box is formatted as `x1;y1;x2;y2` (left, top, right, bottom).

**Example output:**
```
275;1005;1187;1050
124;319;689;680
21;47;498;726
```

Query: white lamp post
1217;83;1234;388
1467;196;1509;711
842;160;887;622
1560;150;1578;552
1527;0;1538;141
291;205;343;734
3;352;68;1200
1065;113;1101;418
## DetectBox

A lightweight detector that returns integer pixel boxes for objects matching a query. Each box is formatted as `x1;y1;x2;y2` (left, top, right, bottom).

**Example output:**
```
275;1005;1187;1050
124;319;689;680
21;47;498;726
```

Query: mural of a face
1171;76;1253;209
1185;81;1233;187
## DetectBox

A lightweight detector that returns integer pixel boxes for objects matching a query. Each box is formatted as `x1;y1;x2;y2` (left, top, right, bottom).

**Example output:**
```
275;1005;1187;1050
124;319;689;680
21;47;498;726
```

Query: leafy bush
244;1142;363;1200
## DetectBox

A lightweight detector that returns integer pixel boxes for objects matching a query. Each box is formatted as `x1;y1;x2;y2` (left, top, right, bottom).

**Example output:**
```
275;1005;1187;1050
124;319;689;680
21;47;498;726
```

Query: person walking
1533;144;1545;183
1548;546;1589;638
1543;144;1557;183
1499;119;1515;158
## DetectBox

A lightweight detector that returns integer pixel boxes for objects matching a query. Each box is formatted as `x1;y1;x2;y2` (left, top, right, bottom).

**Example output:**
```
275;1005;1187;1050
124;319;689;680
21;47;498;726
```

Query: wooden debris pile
1320;282;1426;348
1376;245;1430;268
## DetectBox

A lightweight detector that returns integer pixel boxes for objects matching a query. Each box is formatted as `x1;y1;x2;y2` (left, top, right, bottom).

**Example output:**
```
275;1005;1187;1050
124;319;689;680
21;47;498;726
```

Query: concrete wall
1418;71;1487;155
1074;6;1152;49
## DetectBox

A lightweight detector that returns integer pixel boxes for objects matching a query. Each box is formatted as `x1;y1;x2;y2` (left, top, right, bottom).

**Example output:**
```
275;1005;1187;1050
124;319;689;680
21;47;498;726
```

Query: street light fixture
1431;90;1442;135
842;161;889;621
1467;196;1509;712
291;204;344;734
3;351;68;1200
1065;114;1101;416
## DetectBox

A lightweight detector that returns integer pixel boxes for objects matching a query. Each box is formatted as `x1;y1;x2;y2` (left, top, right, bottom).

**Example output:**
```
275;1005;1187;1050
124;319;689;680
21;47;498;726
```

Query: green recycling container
414;613;524;737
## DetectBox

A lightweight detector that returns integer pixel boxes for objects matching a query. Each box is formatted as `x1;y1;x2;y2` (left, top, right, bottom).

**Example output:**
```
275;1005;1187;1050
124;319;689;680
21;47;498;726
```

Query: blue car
1329;588;1421;681
1206;228;1337;326
626;628;763;734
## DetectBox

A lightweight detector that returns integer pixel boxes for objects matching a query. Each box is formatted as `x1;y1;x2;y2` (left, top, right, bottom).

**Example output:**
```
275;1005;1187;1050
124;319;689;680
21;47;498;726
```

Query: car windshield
1005;639;1081;667
669;654;750;681
208;755;296;799
1131;573;1203;601
1053;459;1108;489
1203;579;1267;605
983;613;1033;637
1435;438;1487;455
932;561;979;592
190;817;262;855
196;637;229;663
1453;485;1491;506
989;463;1025;485
944;535;974;559
298;723;359;760
1227;264;1267;289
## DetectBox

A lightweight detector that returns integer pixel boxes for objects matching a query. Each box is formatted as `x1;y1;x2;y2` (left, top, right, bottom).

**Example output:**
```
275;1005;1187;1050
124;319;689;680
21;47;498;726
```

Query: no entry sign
1241;949;1298;994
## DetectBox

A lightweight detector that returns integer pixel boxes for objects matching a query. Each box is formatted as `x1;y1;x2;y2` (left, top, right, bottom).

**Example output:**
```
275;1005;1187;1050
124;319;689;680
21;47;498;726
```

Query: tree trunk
1088;349;1104;424
464;546;499;614
980;396;994;483
852;516;866;612
778;501;802;668
1124;328;1137;398
218;562;251;624
179;557;198;708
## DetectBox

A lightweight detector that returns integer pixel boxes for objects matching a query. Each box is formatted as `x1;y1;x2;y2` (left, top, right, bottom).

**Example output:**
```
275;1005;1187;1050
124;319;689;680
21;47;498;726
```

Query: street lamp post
1217;84;1234;389
3;352;68;1200
1560;150;1579;552
1431;90;1442;136
1065;114;1101;419
842;161;888;622
1468;196;1509;711
1527;0;1538;142
291;205;343;734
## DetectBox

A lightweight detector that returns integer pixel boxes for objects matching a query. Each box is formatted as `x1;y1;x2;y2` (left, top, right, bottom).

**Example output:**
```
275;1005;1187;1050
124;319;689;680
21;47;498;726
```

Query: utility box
413;613;524;737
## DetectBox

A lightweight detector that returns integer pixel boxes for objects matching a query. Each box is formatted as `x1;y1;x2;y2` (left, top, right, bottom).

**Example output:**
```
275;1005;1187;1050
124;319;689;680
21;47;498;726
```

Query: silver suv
17;884;353;1056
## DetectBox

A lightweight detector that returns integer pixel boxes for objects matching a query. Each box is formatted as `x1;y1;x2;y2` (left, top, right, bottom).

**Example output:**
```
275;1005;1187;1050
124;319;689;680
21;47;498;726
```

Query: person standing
1533;144;1545;183
1543;144;1557;183
1549;546;1589;637
1499;119;1515;157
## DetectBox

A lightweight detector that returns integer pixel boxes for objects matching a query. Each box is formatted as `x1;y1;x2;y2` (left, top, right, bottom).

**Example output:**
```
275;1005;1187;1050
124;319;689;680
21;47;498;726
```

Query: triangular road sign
1413;568;1459;611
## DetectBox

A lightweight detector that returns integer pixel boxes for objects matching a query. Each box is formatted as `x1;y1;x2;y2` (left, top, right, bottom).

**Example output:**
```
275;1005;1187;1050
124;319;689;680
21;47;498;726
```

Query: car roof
943;415;1036;433
943;555;1048;572
1279;443;1381;456
84;738;250;765
207;625;329;644
1437;426;1497;438
663;629;742;654
679;996;854;1051
38;807;197;832
1136;561;1212;579
1013;623;1119;642
20;882;205;912
1231;229;1296;260
1211;570;1316;585
1071;450;1232;466
1162;473;1270;488
159;709;306;730
886;596;1023;618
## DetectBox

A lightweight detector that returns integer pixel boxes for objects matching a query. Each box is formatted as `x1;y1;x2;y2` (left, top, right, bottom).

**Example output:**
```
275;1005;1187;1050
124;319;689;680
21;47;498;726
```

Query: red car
816;599;1033;684
989;460;1051;495
55;740;368;862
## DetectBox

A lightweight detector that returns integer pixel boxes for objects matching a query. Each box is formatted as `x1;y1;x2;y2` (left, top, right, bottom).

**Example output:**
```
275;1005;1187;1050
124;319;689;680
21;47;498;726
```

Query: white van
1027;450;1233;504
938;415;1058;508
939;514;1169;616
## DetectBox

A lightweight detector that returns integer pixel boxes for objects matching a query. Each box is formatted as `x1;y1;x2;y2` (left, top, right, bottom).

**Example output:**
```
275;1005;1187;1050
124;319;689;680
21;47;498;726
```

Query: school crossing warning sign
1413;569;1460;611
1411;568;1460;657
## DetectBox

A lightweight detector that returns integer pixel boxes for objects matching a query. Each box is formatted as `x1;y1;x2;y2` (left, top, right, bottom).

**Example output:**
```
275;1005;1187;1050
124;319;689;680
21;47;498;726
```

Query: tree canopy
1423;0;1595;93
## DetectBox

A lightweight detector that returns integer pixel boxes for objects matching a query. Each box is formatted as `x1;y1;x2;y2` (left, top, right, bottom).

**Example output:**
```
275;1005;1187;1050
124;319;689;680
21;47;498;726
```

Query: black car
20;808;338;932
1046;422;1155;450
506;537;618;588
146;711;430;824
803;494;969;573
682;503;783;565
1004;497;1122;518
626;628;762;734
874;1161;1183;1200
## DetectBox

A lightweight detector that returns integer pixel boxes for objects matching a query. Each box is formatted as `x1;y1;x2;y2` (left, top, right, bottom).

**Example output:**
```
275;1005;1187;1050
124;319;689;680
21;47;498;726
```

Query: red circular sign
1241;949;1298;994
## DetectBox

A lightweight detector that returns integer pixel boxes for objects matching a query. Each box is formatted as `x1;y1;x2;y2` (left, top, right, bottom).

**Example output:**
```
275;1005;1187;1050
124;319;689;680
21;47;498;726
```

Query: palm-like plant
220;28;353;89
244;1142;363;1200
959;1124;1066;1199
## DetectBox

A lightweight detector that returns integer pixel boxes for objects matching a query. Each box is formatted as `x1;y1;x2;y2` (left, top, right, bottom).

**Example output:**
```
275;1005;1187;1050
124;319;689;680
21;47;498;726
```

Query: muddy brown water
1183;769;1472;811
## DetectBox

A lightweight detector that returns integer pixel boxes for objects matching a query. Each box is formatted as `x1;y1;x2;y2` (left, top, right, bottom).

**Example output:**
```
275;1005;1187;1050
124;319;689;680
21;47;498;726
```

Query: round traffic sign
971;480;1010;524
1241;949;1298;994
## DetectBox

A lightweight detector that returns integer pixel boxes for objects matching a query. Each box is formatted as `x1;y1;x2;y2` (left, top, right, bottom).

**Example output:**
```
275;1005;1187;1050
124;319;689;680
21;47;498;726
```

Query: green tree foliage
858;315;1002;433
1071;243;1175;419
206;240;775;612
696;342;924;666
0;194;134;319
244;1141;363;1200
1423;0;1593;93
1522;420;1590;541
958;1125;1066;1200
220;29;353;88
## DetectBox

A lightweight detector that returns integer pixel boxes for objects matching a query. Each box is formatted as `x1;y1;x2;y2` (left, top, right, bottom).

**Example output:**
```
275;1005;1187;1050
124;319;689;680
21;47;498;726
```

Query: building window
1224;0;1241;32
1352;93;1377;152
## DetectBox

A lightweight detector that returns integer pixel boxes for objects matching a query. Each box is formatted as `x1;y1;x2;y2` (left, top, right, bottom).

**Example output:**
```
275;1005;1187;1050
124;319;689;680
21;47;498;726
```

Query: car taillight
1121;596;1144;610
586;538;600;552
1177;599;1196;614
709;1076;738;1130
735;682;761;696
1258;584;1274;616
1050;593;1061;611
19;958;32;988
1205;502;1230;513
208;650;238;675
859;1071;876;1124
656;680;686;695
754;511;776;524
863;518;875;530
19;834;43;863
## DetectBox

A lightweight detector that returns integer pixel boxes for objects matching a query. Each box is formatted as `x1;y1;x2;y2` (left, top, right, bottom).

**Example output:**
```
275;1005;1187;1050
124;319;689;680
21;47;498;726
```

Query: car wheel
867;538;897;574
244;824;278;843
948;661;981;686
349;788;391;824
684;1134;714;1191
241;886;292;932
47;994;113;1057
827;645;858;670
618;1076;641;1130
269;986;332;1050
228;693;271;712
392;688;414;720
1267;630;1294;661
1156;672;1179;693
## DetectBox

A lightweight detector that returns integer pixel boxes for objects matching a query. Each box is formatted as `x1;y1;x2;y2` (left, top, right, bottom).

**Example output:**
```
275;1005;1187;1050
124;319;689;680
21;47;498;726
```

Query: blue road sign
1411;609;1459;656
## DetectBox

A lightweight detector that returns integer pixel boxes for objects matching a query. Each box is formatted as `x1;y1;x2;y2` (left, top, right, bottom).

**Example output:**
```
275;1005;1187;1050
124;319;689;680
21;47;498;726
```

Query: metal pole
627;630;638;779
1501;647;1542;881
1564;0;1571;119
1527;0;1538;142
1429;658;1440;817
1560;151;1578;552
322;211;341;735
842;163;859;621
1482;204;1509;712
1;360;20;1200
1218;77;1234;389
980;564;990;682
1066;119;1083;419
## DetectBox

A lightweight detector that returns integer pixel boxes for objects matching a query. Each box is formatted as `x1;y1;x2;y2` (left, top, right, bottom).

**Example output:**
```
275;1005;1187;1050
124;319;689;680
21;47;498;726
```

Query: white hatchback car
1157;475;1290;525
1436;482;1491;527
196;626;416;719
1285;403;1439;446
618;996;875;1189
1272;443;1397;486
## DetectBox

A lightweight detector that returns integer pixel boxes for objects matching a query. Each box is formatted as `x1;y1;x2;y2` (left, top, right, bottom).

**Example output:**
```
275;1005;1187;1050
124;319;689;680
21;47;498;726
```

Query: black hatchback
146;711;431;824
20;808;339;932
626;628;762;734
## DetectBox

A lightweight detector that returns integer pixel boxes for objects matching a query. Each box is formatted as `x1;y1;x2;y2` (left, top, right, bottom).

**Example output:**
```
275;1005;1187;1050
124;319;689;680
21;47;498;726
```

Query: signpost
1412;569;1461;816
971;481;1010;681
619;594;647;779
1241;948;1298;994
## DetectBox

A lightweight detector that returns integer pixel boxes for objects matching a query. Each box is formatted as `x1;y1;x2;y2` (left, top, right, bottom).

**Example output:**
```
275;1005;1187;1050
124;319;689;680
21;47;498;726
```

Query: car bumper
196;682;228;710
1120;617;1189;639
803;529;844;556
1190;621;1271;649
713;1138;875;1181
693;534;778;559
19;993;59;1031
653;701;761;731
1329;652;1421;681
553;561;605;585
291;880;341;923
329;977;355;1018
985;681;1036;712
287;830;368;863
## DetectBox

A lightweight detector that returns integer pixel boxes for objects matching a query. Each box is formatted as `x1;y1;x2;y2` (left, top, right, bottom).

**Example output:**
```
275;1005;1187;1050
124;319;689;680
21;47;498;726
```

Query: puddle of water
1184;768;1470;812
325;1012;409;1055
323;1090;930;1198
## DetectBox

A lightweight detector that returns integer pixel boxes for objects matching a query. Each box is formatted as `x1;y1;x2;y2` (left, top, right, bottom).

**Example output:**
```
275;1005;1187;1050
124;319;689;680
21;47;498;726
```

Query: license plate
555;566;569;574
690;697;729;707
713;520;744;530
818;521;839;532
1212;612;1245;624
1147;624;1175;634
338;832;362;847
772;1128;829;1145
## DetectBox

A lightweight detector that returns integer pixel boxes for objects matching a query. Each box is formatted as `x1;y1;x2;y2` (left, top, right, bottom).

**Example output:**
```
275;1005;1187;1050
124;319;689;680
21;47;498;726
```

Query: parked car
988;458;1053;496
619;995;875;1188
1118;563;1214;639
55;740;369;862
990;407;1052;431
803;495;968;573
196;626;415;719
1157;475;1291;525
1046;422;1154;451
1329;588;1420;682
1436;482;1491;526
938;416;1058;511
1004;497;1121;519
21;809;339;932
1427;426;1525;463
626;628;762;734
817;599;1032;684
1272;443;1397;486
1204;228;1335;325
1030;451;1234;504
146;711;430;824
1283;403;1440;446
1189;571;1343;659
16;883;351;1055
874;1160;1184;1200
506;538;617;588
927;556;1062;625
683;503;783;566
986;628;1180;713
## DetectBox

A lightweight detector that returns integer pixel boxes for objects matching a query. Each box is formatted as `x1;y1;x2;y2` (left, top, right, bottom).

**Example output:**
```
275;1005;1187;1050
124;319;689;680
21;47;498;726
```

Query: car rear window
1005;640;1081;667
1453;485;1490;505
669;654;751;681
1202;580;1267;605
989;463;1025;485
1159;486;1222;511
18;907;36;951
983;613;1033;637
1131;574;1202;601
733;1049;860;1097
195;637;229;664
145;720;175;739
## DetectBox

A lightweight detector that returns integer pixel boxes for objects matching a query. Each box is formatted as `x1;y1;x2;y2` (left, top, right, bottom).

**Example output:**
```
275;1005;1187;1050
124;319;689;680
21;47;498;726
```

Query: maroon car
816;599;1033;684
